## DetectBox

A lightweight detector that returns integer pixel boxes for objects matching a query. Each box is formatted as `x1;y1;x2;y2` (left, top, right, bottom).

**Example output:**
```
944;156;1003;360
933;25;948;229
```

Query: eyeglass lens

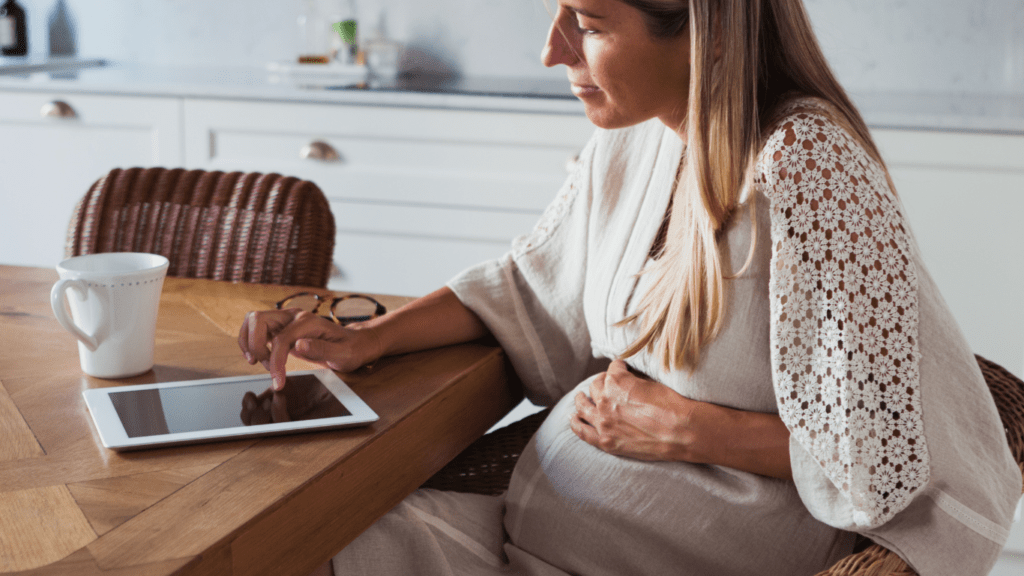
332;296;380;324
279;293;324;314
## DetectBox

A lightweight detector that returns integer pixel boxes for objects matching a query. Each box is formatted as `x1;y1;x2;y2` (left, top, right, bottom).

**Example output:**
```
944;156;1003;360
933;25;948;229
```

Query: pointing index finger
268;332;294;391
265;313;322;390
238;312;254;363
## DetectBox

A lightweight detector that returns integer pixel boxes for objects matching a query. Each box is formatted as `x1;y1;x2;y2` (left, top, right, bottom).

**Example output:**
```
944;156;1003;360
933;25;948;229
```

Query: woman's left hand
571;359;700;462
571;359;794;478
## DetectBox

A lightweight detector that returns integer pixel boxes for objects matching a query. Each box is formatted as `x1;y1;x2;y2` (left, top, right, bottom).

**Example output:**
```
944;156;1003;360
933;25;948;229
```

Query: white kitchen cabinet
182;98;594;296
0;91;183;268
873;129;1024;377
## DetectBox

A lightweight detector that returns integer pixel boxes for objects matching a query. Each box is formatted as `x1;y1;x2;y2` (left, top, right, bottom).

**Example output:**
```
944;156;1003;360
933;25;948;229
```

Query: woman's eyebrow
563;4;606;19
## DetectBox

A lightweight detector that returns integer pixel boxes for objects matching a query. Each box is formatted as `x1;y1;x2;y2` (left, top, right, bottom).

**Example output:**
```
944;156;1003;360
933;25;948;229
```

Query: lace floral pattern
759;105;929;527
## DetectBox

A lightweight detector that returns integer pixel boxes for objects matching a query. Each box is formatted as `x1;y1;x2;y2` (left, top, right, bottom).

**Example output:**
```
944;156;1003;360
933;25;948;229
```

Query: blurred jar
364;38;402;79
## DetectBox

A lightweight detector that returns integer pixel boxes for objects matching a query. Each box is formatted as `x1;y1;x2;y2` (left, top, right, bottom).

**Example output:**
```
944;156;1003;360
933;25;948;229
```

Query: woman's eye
575;17;599;35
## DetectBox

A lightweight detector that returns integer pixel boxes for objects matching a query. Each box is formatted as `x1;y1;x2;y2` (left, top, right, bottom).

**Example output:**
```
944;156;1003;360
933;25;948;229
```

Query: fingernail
245;352;253;363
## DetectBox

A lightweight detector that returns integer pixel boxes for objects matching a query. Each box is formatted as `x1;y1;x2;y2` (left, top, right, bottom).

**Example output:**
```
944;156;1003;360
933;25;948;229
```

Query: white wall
15;0;1024;95
804;0;1024;95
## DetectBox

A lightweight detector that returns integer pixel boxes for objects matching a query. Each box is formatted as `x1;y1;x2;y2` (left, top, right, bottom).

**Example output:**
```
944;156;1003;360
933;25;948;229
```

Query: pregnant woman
239;1;1021;574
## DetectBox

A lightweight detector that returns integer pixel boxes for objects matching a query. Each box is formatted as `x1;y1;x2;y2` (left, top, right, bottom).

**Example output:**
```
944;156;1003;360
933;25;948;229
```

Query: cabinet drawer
183;98;593;211
210;129;574;176
329;233;510;297
330;201;539;242
0;91;182;267
328;201;538;296
0;91;180;128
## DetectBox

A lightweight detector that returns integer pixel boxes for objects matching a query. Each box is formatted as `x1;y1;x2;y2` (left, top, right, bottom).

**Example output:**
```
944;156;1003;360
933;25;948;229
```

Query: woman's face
543;0;691;132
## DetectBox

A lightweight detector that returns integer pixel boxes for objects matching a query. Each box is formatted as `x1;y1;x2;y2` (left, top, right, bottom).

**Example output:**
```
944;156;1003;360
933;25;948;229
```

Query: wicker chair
422;355;1024;576
65;167;336;287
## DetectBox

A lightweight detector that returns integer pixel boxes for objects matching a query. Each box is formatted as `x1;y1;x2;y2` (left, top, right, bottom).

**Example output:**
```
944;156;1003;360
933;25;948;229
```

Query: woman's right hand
237;309;383;391
238;287;491;392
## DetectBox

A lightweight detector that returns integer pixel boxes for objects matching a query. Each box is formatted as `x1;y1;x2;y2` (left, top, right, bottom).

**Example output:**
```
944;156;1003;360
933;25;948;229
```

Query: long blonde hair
619;0;891;371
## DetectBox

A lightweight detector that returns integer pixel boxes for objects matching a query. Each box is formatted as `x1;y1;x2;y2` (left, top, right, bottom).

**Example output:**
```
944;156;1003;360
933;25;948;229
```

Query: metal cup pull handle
40;100;78;119
300;140;341;162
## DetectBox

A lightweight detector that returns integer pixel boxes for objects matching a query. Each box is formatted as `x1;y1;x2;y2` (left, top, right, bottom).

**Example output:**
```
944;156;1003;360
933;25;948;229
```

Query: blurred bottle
297;0;330;64
1;0;28;57
48;0;77;57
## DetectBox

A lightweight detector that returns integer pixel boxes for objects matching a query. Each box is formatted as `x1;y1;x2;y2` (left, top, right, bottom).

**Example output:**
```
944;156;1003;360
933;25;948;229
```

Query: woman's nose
541;13;578;68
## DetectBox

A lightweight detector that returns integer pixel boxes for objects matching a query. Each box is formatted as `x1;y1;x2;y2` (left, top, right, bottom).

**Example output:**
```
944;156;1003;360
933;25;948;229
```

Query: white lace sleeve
759;109;930;528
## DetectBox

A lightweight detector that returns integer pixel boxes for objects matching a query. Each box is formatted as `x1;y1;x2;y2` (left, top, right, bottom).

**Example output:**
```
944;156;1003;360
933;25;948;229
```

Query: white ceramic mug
50;252;170;379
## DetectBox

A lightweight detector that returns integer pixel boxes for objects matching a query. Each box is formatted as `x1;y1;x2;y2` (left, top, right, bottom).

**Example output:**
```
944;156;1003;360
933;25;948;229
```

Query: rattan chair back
422;355;1024;576
65;167;336;288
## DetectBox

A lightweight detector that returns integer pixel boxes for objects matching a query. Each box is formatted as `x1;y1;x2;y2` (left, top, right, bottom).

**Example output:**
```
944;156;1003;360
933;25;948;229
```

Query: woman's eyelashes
574;16;600;35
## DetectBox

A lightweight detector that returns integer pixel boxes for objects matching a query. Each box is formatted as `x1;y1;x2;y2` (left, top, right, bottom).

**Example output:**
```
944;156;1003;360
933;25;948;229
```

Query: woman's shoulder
765;95;845;131
754;97;888;204
753;95;913;271
759;96;859;153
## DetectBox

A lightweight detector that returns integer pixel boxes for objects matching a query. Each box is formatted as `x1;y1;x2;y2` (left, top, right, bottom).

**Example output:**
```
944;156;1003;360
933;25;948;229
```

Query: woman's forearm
686;401;793;480
359;286;491;358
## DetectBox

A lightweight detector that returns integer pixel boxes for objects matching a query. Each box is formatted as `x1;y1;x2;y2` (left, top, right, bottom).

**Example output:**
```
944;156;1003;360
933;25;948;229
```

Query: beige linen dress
332;101;1021;576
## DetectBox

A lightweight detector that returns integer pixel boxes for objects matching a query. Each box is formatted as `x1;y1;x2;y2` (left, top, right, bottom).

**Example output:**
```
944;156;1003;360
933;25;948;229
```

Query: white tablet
82;369;378;451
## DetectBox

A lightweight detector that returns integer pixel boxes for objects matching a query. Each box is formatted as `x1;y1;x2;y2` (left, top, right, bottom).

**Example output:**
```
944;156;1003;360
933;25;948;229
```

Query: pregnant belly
502;379;851;576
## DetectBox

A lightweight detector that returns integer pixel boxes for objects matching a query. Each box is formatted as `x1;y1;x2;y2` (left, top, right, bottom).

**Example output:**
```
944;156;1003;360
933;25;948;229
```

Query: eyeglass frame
275;291;387;326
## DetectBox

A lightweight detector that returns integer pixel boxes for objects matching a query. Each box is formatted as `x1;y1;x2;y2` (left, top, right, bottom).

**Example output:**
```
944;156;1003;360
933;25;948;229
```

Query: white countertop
1;61;1022;133
0;61;588;116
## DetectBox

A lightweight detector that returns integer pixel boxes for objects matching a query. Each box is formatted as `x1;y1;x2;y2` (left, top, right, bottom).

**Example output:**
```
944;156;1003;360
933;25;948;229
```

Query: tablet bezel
82;369;378;451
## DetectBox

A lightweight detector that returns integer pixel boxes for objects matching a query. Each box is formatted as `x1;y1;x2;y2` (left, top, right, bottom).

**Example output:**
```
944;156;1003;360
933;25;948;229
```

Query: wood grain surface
0;265;518;575
0;486;96;571
0;380;43;462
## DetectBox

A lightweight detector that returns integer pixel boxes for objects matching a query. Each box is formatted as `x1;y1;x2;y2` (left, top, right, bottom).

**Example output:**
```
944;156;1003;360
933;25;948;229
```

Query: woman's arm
571;359;792;479
238;287;490;390
361;286;490;357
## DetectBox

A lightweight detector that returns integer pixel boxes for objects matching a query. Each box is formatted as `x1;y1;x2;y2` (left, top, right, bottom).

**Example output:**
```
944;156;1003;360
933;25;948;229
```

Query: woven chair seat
65;167;336;288
421;409;551;495
423;355;1024;576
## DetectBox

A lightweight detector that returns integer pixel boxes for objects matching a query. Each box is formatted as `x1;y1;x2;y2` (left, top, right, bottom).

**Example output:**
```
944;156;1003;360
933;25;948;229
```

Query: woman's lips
571;84;601;98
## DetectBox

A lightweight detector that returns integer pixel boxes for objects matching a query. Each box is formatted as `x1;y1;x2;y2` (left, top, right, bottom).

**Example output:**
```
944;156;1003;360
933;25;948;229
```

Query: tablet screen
108;374;351;438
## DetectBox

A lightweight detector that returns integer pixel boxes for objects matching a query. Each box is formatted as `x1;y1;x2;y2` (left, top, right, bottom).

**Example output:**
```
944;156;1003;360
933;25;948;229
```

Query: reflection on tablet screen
109;374;351;438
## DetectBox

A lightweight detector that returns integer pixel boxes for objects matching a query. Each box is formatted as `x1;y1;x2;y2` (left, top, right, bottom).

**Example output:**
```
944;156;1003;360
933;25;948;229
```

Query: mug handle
50;278;99;351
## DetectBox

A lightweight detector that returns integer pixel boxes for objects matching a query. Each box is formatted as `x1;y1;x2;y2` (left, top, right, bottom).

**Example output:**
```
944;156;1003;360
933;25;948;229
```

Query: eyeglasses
275;292;387;326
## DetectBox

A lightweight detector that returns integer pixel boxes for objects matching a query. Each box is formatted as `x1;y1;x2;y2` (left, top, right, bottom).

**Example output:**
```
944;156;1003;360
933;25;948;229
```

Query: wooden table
0;265;520;575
